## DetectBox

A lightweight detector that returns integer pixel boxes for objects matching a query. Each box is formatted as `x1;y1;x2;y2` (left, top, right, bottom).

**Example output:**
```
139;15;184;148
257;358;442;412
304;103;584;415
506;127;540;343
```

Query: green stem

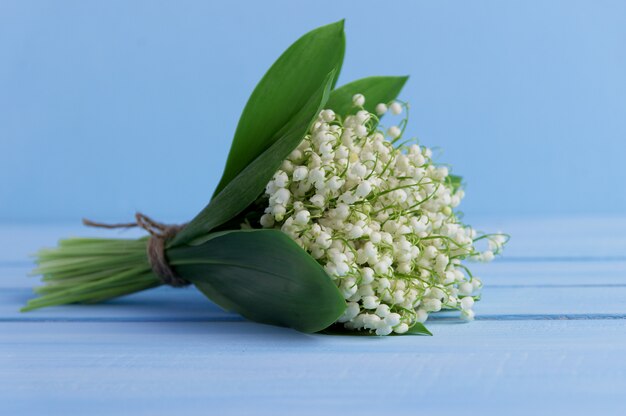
22;237;162;312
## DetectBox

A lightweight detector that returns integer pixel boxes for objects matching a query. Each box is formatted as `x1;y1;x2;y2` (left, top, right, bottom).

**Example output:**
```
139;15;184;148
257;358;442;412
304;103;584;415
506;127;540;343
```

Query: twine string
82;213;189;287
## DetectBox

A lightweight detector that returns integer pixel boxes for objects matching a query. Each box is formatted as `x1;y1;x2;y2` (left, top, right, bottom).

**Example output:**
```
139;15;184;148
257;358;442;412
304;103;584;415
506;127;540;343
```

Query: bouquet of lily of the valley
24;20;507;336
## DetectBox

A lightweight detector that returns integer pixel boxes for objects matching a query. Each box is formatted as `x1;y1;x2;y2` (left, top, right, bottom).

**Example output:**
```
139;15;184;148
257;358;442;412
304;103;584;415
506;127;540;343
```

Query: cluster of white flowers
258;94;507;335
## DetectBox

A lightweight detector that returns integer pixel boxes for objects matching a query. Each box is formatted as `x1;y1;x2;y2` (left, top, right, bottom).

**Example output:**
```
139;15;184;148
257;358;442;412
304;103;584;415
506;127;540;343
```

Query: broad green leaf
405;322;432;336
325;76;409;117
168;229;346;333
213;20;346;197
171;71;335;246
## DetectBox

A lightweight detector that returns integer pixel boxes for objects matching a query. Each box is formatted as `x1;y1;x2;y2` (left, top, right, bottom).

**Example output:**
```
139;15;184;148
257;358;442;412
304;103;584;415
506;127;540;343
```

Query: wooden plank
2;257;625;322
3;280;626;322
4;260;626;289
3;217;626;262
2;286;236;322
2;221;625;416
0;266;36;288
472;261;626;285
1;320;625;416
471;215;626;259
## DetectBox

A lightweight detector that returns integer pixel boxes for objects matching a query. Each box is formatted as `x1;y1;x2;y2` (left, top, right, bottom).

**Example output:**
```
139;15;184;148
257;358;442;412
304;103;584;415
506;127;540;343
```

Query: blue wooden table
1;217;625;415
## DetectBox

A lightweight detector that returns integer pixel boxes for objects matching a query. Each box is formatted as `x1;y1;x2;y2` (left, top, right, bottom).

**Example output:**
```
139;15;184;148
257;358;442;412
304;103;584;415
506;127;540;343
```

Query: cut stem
22;237;162;312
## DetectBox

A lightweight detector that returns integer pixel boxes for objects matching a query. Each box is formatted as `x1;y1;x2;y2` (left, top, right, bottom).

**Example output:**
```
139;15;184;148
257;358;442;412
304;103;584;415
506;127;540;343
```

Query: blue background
1;0;625;223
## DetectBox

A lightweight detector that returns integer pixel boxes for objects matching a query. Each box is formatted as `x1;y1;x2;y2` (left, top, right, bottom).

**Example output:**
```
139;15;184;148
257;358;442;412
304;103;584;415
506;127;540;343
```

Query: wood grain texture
2;321;625;416
1;219;625;415
4;283;626;322
3;215;626;262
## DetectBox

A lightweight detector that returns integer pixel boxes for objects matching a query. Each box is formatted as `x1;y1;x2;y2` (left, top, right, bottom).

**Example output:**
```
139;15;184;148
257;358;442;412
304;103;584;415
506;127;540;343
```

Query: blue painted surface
2;1;626;221
2;2;625;413
1;219;625;415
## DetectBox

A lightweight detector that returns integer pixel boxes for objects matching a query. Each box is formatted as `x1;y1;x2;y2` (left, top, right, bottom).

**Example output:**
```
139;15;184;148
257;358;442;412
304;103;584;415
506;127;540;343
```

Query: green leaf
325;76;409;117
213;20;346;197
447;174;463;193
168;229;346;333
405;322;432;336
172;71;335;246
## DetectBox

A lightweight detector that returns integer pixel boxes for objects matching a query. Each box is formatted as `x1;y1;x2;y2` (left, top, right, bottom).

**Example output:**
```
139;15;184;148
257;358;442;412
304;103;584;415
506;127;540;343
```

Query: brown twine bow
82;213;190;287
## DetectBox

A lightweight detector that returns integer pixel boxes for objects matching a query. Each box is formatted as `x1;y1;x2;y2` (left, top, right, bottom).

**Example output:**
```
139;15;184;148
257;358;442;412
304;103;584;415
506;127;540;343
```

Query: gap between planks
3;313;626;323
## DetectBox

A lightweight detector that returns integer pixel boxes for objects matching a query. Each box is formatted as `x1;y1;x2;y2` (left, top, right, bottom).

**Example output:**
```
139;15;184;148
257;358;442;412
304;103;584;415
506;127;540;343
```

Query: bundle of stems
24;237;157;311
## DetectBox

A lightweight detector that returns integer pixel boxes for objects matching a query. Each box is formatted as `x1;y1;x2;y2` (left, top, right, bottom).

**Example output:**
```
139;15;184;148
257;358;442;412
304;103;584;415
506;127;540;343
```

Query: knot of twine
82;213;190;287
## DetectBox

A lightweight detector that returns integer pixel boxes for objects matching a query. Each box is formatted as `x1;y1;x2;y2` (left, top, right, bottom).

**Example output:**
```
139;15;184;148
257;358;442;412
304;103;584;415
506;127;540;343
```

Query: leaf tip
406;322;433;336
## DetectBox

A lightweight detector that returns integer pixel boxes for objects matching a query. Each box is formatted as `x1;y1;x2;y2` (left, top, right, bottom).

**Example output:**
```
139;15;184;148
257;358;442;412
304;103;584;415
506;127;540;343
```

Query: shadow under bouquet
24;20;508;336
